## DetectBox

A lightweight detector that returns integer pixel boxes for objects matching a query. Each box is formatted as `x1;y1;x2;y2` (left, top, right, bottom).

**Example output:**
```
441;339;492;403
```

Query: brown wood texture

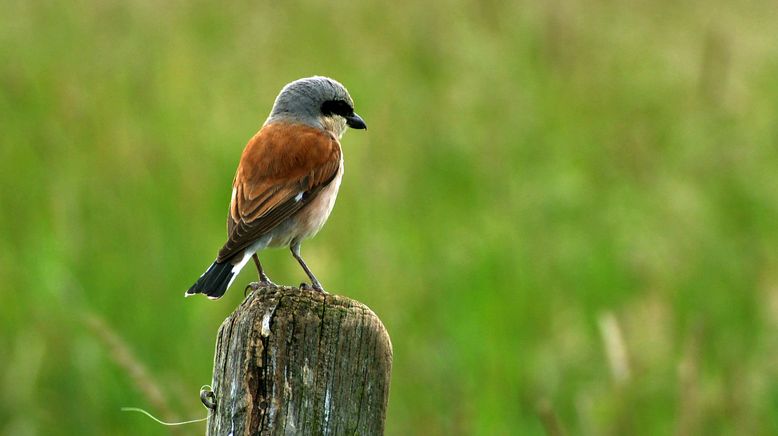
207;285;392;435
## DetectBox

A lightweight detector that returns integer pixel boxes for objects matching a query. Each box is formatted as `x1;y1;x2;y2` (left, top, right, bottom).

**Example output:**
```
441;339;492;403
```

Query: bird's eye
320;100;353;117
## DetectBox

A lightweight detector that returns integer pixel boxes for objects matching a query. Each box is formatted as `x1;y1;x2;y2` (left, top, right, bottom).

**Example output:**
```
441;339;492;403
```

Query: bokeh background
2;0;778;434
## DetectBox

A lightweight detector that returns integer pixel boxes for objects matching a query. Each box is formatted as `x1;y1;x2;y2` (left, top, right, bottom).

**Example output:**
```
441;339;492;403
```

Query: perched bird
186;76;366;299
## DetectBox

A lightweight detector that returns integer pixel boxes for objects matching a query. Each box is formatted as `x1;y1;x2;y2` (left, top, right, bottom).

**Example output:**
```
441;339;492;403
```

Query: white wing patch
294;192;303;202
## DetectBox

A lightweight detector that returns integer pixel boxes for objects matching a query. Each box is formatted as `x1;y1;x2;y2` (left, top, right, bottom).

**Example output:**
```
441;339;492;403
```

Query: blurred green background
2;0;778;434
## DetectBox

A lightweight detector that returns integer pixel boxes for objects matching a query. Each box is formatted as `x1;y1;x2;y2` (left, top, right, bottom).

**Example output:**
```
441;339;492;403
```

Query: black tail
185;260;235;299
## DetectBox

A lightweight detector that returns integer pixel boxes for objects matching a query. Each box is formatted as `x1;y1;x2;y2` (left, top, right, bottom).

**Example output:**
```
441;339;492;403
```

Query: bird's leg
290;242;325;293
245;254;275;296
252;254;274;286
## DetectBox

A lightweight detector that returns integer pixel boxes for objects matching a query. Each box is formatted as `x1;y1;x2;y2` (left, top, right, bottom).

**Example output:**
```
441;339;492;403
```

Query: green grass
2;0;778;434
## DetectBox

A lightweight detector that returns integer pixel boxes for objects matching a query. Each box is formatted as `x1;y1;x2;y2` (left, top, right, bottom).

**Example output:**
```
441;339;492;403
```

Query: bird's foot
259;273;275;287
244;282;259;297
299;282;327;294
244;280;275;297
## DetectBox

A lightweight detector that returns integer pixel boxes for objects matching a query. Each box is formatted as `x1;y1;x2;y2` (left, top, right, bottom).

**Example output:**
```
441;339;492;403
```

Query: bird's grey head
266;76;367;137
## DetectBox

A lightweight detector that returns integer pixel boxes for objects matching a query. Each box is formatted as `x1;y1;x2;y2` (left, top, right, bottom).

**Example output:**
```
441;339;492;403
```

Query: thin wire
121;407;208;426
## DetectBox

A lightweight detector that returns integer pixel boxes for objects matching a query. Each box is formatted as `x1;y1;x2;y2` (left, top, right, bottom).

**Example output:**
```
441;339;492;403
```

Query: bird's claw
299;282;327;294
259;274;275;287
244;282;260;297
245;281;276;297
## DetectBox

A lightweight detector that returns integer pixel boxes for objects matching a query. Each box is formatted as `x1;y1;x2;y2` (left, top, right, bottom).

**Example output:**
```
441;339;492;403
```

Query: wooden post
206;285;393;435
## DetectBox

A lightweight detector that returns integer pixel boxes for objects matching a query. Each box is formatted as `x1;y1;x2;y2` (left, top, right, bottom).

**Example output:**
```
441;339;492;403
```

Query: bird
185;76;366;299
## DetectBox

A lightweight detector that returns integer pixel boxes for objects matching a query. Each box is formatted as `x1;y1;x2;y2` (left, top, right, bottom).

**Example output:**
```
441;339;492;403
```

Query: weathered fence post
206;284;393;435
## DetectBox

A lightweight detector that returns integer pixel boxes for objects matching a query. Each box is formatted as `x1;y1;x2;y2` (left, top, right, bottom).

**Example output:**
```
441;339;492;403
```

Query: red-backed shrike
186;76;366;299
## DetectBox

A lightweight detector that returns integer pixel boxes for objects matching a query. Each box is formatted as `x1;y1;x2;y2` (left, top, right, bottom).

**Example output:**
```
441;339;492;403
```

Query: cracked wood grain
207;285;392;435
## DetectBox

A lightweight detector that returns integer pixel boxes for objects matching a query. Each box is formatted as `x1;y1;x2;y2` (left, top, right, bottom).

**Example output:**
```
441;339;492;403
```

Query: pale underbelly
266;162;343;248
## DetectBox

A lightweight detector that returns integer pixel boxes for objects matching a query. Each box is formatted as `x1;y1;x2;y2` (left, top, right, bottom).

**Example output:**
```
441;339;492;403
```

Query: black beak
346;113;367;130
